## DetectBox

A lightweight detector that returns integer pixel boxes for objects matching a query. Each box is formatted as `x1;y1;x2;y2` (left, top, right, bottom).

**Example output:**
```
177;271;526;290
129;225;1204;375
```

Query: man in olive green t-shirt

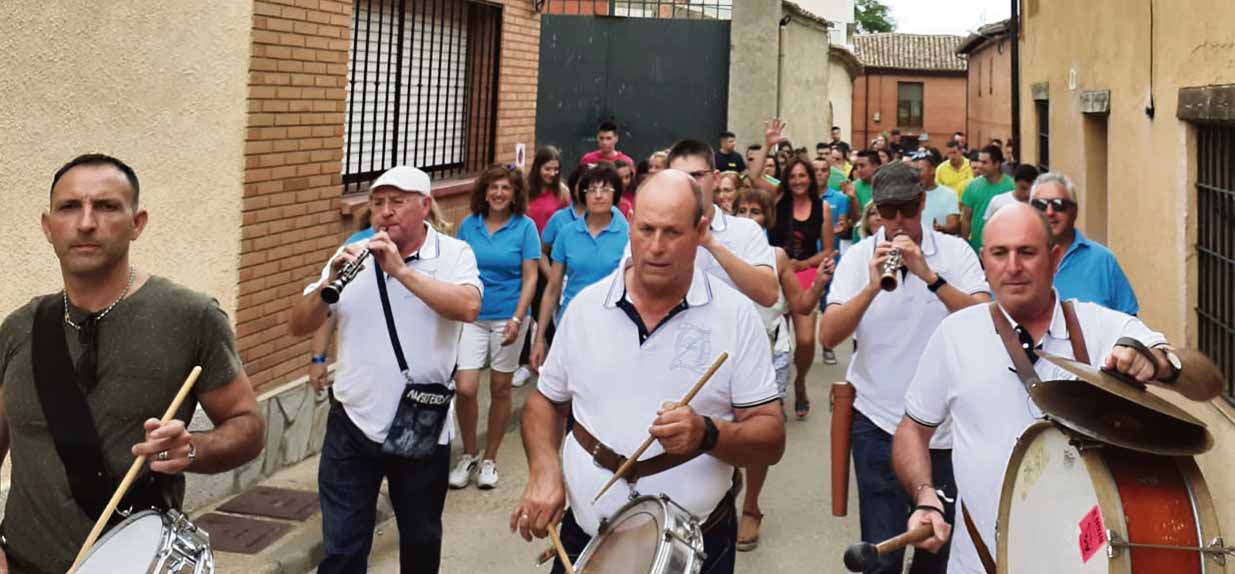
0;154;265;574
960;145;1015;252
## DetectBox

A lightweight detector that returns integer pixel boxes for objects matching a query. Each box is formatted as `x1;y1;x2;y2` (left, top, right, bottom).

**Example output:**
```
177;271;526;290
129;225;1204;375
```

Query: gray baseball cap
871;161;924;204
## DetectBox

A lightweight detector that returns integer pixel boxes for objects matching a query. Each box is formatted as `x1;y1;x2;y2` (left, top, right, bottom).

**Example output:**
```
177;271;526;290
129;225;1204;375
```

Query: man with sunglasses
892;203;1191;574
0;154;265;574
821;161;991;574
1030;172;1139;315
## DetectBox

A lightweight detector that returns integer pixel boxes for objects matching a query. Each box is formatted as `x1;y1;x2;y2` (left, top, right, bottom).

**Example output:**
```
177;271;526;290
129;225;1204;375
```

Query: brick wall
239;0;351;394
238;0;541;394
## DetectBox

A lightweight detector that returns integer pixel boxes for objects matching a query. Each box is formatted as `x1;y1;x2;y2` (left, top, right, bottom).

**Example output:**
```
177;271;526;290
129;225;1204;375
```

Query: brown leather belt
571;422;702;484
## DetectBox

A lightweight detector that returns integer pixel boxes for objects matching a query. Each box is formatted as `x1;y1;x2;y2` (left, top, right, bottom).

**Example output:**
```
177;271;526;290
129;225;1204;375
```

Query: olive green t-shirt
0;276;240;574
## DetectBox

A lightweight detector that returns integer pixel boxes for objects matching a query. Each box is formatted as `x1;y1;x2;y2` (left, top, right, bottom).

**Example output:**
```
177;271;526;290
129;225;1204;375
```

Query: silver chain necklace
63;268;136;331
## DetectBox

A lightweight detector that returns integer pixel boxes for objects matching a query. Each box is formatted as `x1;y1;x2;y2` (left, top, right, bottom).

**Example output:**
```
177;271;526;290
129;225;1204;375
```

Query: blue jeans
851;409;955;574
552;492;738;574
318;401;450;574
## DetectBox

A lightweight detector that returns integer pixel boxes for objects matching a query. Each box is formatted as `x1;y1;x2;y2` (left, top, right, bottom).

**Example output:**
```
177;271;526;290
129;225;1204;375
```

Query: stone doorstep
206;380;534;574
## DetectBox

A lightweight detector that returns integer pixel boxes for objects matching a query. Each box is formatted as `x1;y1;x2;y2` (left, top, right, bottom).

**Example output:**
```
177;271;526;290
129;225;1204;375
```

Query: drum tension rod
1106;531;1235;565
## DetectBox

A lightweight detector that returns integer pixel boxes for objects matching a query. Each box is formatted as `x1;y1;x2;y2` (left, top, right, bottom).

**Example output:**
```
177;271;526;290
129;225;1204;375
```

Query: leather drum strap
962;502;997;574
571;421;701;483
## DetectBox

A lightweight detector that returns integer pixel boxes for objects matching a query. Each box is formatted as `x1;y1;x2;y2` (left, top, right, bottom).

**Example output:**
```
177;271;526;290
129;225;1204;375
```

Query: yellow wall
1021;0;1235;538
0;2;251;318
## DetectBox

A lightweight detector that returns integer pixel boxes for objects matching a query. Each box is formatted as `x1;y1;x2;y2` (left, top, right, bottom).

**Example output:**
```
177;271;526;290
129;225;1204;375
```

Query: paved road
371;345;868;573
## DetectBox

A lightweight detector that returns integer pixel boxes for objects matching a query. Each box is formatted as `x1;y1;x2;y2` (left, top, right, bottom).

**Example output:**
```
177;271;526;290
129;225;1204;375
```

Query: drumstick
547;524;574;574
843;523;935;572
591;352;729;504
68;366;203;574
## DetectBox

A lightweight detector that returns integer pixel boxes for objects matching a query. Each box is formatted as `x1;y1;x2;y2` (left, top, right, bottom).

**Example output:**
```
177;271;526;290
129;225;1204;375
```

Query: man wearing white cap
289;166;482;574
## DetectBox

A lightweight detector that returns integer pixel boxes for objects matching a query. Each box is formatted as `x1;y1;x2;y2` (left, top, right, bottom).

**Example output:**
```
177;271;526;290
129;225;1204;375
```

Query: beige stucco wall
728;0;781;150
1021;0;1235;539
828;55;855;145
0;2;251;319
778;15;833;151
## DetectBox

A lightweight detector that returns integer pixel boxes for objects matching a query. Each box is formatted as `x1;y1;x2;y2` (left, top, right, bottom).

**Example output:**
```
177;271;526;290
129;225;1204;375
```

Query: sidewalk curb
212;384;532;574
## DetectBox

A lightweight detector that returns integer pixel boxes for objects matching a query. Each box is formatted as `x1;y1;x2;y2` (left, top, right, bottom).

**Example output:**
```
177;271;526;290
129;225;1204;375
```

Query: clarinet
879;248;903;292
320;248;372;303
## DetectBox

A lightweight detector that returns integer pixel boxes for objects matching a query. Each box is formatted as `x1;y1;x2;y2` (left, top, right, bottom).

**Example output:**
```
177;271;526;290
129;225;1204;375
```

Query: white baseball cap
369;165;432;196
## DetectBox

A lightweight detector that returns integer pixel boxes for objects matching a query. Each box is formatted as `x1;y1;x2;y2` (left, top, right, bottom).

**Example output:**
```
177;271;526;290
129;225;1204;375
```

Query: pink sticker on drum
1077;506;1107;563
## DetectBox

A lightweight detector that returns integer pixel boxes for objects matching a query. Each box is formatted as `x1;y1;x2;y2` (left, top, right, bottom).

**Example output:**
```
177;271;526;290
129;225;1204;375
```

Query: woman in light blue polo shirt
530;163;629;371
450;165;541;490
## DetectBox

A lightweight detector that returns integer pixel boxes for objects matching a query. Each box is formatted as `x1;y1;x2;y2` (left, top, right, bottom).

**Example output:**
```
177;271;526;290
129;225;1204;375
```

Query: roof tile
853;33;967;72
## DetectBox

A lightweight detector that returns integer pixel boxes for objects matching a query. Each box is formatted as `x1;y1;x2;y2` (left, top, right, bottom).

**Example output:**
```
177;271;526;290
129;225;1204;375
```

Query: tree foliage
855;0;895;33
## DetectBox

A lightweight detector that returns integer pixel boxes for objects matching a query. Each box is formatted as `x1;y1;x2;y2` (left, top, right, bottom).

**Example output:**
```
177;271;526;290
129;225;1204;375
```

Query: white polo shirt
538;258;778;536
826;227;989;448
304;223;482;445
903;297;1165;574
696;208;777;290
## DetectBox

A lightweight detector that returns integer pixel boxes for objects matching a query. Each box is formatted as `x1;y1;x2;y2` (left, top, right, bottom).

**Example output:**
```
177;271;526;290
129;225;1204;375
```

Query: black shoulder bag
30;296;170;523
374;264;454;459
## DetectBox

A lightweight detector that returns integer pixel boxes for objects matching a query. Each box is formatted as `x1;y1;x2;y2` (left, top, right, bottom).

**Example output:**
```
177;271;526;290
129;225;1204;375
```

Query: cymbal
1032;352;1213;456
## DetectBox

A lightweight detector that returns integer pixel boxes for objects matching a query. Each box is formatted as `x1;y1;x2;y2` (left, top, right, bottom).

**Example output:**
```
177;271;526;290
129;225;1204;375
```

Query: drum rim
574;494;702;573
77;510;170;567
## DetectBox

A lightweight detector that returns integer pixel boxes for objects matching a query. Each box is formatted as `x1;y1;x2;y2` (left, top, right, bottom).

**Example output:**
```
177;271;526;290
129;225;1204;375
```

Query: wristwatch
699;416;719;452
927;274;948;293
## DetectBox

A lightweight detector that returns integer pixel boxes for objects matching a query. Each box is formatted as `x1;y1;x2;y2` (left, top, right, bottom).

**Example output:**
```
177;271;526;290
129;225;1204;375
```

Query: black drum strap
31;295;115;519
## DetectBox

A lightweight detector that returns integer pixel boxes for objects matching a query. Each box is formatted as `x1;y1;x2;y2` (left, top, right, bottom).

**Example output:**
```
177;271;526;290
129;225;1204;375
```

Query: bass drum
996;422;1225;573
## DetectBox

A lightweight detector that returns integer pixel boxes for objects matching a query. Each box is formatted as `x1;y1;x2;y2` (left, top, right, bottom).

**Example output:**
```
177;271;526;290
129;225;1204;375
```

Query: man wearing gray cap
290;165;483;573
820;161;991;574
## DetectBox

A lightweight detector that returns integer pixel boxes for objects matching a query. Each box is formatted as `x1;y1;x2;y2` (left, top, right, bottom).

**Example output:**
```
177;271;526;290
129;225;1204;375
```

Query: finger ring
157;450;169;462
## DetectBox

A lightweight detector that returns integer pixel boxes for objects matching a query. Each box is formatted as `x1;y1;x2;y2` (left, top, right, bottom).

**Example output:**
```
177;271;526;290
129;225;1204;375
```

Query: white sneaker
512;366;532;388
449;454;478;489
477;459;499;490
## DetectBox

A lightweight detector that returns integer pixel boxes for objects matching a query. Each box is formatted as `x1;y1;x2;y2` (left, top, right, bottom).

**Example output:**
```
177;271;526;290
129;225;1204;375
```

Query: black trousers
317;402;450;574
551;492;738;574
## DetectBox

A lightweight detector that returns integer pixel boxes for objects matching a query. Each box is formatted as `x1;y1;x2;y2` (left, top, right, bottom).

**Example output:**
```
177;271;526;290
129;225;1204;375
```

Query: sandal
795;398;810;420
736;510;764;551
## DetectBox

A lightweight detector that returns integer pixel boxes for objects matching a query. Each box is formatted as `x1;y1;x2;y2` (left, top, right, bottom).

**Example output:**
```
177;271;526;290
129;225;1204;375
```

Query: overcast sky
882;0;1012;36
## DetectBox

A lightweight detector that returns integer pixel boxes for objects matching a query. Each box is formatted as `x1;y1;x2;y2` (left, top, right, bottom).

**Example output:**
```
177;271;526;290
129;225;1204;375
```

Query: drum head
576;498;667;574
996;422;1118;574
78;511;165;573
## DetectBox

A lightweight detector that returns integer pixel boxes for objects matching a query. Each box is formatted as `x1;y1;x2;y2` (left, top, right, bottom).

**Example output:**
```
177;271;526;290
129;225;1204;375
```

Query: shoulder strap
374;264;411;381
1060;300;1090;364
988;303;1040;390
961;502;997;574
31;296;115;519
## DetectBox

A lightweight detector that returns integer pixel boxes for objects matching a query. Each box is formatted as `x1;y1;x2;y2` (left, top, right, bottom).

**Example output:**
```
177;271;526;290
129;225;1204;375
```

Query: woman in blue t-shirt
529;163;628;372
450;165;541;490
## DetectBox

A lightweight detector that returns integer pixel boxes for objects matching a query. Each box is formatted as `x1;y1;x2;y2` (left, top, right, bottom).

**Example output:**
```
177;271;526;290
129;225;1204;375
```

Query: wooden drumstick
547;524;574;574
843;523;935;572
69;366;203;574
591;352;729;504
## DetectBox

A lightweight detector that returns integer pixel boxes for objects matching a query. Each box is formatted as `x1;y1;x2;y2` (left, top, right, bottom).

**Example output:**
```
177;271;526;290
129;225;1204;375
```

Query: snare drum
996;422;1226;573
573;495;706;574
77;510;214;574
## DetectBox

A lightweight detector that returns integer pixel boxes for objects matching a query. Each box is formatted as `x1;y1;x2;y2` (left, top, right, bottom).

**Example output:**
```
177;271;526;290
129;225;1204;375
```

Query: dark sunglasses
876;201;921;220
1031;198;1076;212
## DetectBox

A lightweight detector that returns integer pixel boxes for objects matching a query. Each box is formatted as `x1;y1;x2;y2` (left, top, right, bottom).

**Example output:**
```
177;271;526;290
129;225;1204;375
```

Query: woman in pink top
525;146;570;233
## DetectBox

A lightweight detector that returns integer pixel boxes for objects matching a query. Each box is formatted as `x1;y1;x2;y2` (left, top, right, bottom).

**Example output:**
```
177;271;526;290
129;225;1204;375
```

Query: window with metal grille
1195;125;1235;403
1036;99;1049;171
540;0;732;19
343;0;500;193
897;82;923;130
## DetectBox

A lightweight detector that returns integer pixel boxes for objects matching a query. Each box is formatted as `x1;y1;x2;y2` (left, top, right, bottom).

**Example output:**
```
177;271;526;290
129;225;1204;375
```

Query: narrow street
369;346;864;573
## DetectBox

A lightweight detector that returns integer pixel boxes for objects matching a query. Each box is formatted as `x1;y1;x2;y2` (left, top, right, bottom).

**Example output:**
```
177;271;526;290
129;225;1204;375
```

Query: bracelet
913;483;935;499
913;505;946;518
311;354;328;364
510;316;523;325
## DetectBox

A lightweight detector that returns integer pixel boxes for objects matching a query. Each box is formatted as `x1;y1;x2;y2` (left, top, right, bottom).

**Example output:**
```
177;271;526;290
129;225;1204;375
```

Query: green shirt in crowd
961;174;1015;252
0;276;241;574
852;179;874;241
827;167;847;191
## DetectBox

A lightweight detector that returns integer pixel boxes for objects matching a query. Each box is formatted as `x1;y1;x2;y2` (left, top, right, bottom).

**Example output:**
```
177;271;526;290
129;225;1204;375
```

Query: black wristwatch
927;274;948;293
699;416;719;452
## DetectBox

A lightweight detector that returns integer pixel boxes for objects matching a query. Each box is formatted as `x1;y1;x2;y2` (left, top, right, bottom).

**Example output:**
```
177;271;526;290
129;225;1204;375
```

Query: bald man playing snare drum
892;203;1218;574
